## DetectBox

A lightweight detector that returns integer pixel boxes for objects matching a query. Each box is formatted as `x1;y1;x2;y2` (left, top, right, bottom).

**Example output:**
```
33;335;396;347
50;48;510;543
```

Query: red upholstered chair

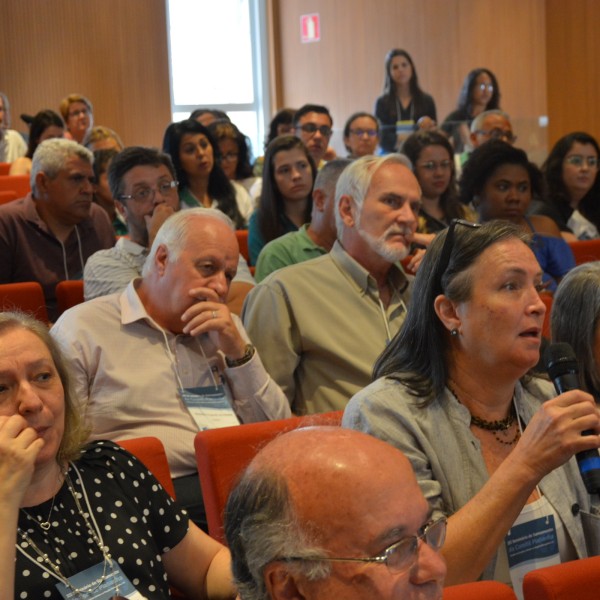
0;174;31;197
444;581;517;599
235;229;250;263
568;239;600;265
55;280;84;316
0;190;18;204
0;162;10;175
118;436;176;499
0;282;49;324
523;556;600;600
194;411;344;543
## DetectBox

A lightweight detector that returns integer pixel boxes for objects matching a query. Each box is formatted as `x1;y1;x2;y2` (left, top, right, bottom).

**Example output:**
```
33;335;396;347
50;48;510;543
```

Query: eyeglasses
220;152;239;162
118;180;178;203
68;108;90;118
434;219;482;294
477;83;494;93
565;155;599;168
280;517;446;574
474;129;516;144
349;128;378;138
298;123;332;137
417;160;452;172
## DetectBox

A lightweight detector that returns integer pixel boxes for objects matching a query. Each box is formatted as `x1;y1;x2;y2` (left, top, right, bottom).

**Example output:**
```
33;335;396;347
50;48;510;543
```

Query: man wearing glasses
469;109;515;149
225;426;447;600
294;104;334;167
83;146;255;314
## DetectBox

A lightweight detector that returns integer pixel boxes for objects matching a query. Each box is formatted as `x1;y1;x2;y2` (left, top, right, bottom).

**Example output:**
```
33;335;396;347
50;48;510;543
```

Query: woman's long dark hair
162;119;244;228
374;221;528;404
456;68;501;117
257;135;316;245
26;110;64;158
542;131;600;229
379;49;426;119
402;130;464;221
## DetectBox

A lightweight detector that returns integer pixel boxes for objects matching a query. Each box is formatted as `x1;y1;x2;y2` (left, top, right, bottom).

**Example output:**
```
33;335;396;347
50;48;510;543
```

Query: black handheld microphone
546;342;600;494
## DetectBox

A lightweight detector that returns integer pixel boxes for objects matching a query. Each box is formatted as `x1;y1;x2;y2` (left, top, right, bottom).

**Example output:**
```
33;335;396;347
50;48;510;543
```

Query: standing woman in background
162;119;251;228
374;49;437;154
248;135;316;265
442;68;501;153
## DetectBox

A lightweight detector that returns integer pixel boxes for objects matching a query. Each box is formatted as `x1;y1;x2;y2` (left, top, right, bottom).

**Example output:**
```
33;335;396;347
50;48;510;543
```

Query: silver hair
334;153;412;238
470;109;512;133
225;469;332;600
551;262;600;395
0;92;10;128
142;207;235;277
30;138;93;196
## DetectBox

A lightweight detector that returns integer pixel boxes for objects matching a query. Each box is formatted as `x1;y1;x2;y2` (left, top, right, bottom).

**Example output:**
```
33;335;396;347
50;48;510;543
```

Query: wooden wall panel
274;0;548;159
0;0;171;148
546;0;600;147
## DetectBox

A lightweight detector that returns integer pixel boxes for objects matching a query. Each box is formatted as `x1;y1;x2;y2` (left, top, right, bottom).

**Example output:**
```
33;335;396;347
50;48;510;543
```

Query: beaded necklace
16;462;117;597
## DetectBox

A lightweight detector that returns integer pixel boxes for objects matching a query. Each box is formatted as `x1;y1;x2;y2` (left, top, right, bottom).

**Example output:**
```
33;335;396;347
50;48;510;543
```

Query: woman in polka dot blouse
0;312;235;600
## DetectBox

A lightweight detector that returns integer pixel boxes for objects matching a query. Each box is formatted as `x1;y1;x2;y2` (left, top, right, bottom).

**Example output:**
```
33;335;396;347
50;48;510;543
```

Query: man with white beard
242;154;420;414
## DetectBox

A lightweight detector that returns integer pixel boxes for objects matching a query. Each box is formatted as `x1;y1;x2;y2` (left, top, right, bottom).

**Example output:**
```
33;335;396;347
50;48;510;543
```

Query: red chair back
568;240;600;265
444;581;517;599
0;174;30;197
118;437;176;499
0;162;11;175
194;411;343;543
0;190;17;205
0;282;49;324
523;555;600;600
540;293;552;339
56;280;84;316
236;229;250;263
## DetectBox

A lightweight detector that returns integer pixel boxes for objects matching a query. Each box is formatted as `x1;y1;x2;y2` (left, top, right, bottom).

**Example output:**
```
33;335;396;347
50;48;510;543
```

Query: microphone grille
545;342;578;380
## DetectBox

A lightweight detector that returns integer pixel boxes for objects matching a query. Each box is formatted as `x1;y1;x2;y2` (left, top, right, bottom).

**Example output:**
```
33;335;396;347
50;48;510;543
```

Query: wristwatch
225;343;255;368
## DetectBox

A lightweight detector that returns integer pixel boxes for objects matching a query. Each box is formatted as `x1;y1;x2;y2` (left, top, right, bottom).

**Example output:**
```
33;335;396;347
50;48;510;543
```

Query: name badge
180;384;240;431
56;561;147;599
505;514;560;600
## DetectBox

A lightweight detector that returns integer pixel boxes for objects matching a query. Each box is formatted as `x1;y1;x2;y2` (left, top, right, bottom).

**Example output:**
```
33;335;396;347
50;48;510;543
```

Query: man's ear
115;199;127;219
338;195;356;228
35;171;51;197
264;563;307;600
312;188;326;212
154;244;169;276
434;293;461;336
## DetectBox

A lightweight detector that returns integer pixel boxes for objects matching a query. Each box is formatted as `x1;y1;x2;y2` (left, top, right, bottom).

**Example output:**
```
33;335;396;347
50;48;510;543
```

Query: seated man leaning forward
242;154;420;414
0;138;115;320
84;146;255;315
51;207;290;529
224;426;447;600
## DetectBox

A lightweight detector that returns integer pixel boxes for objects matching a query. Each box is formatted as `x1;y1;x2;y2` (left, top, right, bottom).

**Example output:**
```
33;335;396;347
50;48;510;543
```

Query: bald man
224;427;446;600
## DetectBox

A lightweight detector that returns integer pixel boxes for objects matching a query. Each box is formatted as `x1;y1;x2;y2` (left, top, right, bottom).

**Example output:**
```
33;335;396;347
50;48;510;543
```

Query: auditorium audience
243;154;419;414
9;109;65;175
53;208;290;529
255;158;350;282
83;125;124;152
442;68;501;153
535;132;600;240
0;92;27;163
225;427;446;600
0;138;114;320
248;135;316;265
293;104;334;167
343;220;600;592
460;140;575;291
59;93;93;144
253;108;296;177
552;262;600;399
343;111;380;158
1;311;236;600
91;148;128;235
374;49;437;154
162;119;252;228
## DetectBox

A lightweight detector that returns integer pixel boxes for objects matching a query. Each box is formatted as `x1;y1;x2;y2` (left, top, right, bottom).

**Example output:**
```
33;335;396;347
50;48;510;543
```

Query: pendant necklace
16;462;118;597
